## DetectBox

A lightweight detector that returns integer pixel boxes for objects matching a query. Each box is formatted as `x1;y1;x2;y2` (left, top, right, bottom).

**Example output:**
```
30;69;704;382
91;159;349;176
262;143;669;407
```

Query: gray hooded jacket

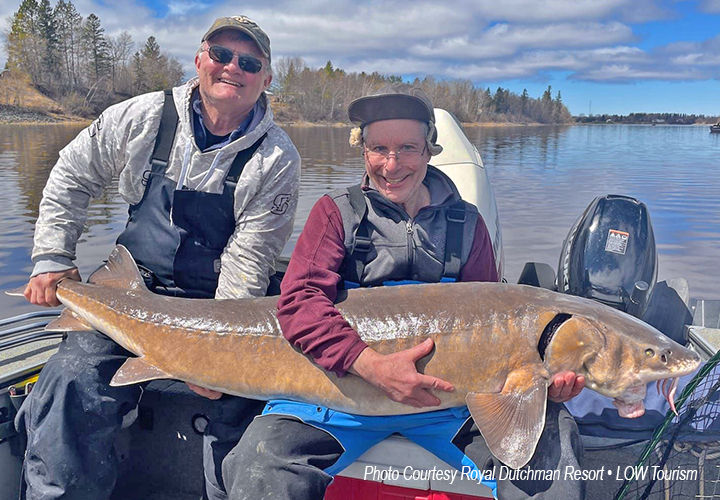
32;78;301;299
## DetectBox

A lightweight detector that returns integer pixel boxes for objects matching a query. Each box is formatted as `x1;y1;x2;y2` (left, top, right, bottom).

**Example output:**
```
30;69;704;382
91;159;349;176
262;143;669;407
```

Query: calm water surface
1;122;719;316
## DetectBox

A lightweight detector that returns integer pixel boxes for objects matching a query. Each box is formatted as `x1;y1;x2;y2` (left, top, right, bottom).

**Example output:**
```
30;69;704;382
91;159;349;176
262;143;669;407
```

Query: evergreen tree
141;36;161;62
6;0;43;84
521;88;529;116
37;0;59;85
82;13;109;82
54;0;83;88
138;36;169;91
132;50;145;94
542;85;552;102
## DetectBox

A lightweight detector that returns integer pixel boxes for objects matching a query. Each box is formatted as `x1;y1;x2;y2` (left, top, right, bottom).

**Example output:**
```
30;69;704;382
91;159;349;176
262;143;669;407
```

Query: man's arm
349;339;455;408
215;138;301;299
28;110;138;306
277;196;453;408
26;92;165;307
458;214;499;283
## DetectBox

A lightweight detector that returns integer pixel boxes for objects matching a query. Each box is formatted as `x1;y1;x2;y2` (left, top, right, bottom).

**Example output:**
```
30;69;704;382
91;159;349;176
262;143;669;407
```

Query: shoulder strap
443;200;467;279
346;184;371;253
225;132;268;187
341;184;371;285
150;90;179;175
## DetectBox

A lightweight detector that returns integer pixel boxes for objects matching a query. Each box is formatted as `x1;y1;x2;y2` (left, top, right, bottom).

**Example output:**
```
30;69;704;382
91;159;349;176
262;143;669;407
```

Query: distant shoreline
2;105;712;128
0;108;563;128
274;121;556;128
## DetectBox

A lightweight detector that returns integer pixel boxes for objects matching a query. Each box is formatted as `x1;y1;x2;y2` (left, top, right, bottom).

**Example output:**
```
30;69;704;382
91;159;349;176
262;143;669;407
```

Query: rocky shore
0;104;65;124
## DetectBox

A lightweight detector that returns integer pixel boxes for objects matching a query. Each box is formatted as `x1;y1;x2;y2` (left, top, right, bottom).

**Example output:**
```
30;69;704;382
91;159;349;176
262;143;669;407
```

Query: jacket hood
172;78;275;154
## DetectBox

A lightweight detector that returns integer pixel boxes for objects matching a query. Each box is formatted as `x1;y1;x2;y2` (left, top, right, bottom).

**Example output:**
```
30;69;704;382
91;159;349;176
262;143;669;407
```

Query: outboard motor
557;195;657;318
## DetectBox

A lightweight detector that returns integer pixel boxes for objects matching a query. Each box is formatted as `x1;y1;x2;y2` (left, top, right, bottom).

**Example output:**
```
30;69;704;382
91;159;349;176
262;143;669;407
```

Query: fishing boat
1;110;719;500
711;122;720;133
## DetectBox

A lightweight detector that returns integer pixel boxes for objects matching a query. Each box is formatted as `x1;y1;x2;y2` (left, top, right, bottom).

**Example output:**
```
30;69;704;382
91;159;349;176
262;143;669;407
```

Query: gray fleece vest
329;166;478;286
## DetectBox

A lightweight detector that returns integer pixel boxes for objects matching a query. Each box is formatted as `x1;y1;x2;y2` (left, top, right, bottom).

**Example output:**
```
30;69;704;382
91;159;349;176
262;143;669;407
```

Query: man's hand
350;338;454;408
548;371;585;403
24;268;82;307
186;382;223;400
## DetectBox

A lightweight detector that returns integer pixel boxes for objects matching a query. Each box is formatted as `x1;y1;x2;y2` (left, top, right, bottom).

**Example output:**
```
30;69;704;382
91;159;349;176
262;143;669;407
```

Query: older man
16;16;300;500
222;84;584;500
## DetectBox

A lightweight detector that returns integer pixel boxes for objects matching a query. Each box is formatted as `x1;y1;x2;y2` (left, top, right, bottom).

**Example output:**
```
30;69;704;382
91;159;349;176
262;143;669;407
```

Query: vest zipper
406;219;414;278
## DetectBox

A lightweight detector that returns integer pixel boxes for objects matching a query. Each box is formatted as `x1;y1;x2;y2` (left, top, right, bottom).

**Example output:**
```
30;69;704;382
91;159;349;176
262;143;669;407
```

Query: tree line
3;0;573;124
576;112;719;125
272;58;573;124
3;0;183;116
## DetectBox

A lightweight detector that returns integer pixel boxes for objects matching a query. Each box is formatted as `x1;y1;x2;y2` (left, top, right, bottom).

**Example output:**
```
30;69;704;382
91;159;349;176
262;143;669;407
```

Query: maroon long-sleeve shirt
277;195;499;377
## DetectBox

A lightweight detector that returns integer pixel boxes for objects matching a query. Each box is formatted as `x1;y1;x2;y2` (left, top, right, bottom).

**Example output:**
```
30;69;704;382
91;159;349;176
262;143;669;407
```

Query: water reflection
0;122;718;319
463;124;720;298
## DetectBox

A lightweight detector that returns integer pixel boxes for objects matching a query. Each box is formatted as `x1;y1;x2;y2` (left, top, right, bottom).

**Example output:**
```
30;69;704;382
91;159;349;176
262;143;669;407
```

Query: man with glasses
222;84;584;499
16;16;300;500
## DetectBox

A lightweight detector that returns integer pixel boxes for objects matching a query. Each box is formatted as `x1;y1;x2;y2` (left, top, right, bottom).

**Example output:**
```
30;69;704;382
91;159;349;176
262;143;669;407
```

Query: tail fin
5;285;27;297
88;245;147;291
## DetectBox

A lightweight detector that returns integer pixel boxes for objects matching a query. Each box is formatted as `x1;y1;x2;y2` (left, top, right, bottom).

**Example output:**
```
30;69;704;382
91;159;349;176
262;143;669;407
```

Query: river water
1;122;719;316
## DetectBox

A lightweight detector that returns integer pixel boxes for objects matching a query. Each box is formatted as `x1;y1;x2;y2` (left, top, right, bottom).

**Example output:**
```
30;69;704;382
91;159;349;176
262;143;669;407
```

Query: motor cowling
557;195;657;318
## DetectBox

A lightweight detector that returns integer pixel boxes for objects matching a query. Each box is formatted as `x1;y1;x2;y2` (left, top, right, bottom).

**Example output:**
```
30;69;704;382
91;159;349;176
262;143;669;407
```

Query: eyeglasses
203;45;263;73
364;144;427;165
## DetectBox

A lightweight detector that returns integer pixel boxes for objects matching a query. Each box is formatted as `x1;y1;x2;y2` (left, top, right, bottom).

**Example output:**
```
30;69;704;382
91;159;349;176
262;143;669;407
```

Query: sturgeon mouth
614;376;683;419
613;384;647;418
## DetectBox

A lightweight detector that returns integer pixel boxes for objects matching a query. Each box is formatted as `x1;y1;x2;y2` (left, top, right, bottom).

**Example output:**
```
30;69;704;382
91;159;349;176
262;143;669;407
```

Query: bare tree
108;31;133;93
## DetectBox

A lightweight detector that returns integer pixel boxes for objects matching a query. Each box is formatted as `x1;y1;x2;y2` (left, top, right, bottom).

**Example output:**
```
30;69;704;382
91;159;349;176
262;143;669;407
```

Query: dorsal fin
88;245;147;291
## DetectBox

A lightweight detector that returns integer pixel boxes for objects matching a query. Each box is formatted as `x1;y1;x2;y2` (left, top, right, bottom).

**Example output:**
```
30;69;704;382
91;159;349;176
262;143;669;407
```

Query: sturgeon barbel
10;246;701;469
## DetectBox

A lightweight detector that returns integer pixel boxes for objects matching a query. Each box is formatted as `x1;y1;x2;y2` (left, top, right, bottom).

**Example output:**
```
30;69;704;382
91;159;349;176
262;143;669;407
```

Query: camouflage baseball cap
202;16;271;63
348;83;435;127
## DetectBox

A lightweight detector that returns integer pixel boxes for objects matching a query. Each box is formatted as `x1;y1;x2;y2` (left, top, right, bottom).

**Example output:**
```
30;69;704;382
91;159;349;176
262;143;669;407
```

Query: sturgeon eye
645;348;655;357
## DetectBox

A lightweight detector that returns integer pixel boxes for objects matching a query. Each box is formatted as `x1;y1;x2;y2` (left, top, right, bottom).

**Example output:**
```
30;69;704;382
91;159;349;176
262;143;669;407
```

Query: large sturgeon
10;246;701;469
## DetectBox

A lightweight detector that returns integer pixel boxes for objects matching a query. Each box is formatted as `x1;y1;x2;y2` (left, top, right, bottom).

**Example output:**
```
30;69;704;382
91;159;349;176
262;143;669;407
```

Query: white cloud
167;1;212;16
699;0;720;13
574;64;708;81
409;22;635;60
1;0;718;86
467;0;631;22
341;57;439;76
446;51;584;80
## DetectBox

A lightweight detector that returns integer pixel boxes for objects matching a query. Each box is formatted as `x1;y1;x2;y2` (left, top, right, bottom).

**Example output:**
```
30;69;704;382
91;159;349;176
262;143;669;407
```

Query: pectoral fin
466;366;549;469
46;309;94;332
111;357;171;386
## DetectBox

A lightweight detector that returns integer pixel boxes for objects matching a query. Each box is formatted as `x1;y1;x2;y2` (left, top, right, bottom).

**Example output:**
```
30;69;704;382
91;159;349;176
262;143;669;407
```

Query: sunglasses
204;45;263;73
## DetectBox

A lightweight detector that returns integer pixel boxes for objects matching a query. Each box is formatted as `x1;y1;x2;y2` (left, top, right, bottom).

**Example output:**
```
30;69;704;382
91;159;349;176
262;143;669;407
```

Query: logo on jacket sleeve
88;114;104;137
271;194;291;215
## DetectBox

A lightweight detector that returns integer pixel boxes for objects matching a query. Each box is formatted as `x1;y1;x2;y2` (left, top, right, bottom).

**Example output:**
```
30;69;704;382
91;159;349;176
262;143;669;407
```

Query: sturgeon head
543;301;701;418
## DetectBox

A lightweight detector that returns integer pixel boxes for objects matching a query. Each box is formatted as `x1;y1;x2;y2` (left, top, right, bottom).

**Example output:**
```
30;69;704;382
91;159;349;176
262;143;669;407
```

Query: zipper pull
406;221;413;234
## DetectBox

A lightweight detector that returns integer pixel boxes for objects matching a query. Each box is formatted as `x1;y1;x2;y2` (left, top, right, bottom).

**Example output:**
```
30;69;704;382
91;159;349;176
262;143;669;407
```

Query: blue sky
2;0;719;115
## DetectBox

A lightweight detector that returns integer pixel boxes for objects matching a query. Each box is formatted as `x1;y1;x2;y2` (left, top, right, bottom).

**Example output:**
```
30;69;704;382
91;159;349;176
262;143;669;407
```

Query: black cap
348;83;435;127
